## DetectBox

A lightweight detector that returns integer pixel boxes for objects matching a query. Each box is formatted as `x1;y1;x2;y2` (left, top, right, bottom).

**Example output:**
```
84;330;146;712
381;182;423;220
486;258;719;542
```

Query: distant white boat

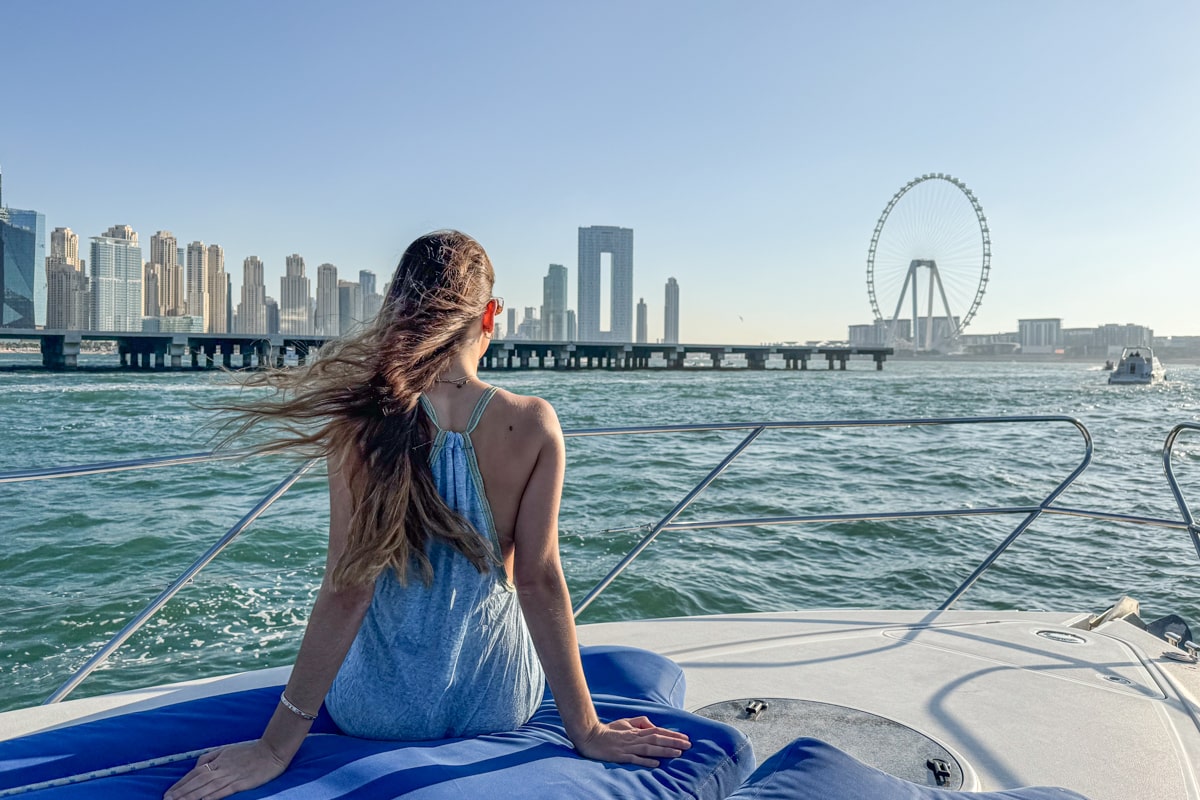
1107;346;1164;384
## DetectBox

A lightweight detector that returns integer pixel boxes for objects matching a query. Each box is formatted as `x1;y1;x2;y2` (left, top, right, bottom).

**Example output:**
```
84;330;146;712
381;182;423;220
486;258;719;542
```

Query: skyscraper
46;227;89;330
143;262;163;316
338;280;363;336
186;241;208;327
207;244;228;333
236;256;267;333
360;269;382;321
280;253;312;334
51;226;79;265
506;307;517;341
566;310;577;342
542;264;567;341
149;231;184;316
0;170;47;328
265;296;280;335
636;298;647;344
577;226;633;341
90;225;142;331
664;277;679;344
315;263;339;336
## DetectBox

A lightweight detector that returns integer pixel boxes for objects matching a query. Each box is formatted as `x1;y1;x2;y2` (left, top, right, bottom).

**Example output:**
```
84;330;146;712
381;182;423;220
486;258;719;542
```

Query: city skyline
2;3;1197;342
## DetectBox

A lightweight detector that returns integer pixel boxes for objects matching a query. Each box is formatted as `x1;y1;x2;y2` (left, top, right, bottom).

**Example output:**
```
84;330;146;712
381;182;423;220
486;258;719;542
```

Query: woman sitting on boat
165;231;690;800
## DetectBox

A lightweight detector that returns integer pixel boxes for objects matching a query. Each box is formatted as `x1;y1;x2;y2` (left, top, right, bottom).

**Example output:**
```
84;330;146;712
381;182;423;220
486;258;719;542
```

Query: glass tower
0;208;46;328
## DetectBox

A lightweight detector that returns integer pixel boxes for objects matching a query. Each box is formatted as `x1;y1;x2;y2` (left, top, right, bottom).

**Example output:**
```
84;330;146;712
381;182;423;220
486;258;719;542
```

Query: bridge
0;329;892;372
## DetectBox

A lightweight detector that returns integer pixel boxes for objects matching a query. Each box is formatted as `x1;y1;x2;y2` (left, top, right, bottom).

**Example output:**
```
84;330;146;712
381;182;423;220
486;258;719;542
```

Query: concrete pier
2;329;892;373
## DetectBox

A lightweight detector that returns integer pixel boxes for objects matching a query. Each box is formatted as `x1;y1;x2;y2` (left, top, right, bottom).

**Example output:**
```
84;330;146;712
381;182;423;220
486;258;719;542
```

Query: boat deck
578;609;1200;800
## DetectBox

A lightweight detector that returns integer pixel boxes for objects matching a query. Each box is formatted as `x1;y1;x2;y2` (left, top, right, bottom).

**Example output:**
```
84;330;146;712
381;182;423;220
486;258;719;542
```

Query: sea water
3;356;1199;712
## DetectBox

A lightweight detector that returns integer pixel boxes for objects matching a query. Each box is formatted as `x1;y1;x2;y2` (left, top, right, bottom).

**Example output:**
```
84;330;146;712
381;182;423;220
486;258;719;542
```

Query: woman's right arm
512;399;690;767
165;454;374;800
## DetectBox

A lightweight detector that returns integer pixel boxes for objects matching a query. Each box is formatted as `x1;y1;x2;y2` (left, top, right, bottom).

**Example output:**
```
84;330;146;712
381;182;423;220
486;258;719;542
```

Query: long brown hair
215;231;497;589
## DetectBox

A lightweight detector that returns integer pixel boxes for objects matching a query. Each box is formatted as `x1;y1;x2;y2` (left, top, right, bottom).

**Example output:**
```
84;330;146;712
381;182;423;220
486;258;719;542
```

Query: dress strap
465;386;499;434
418;395;442;430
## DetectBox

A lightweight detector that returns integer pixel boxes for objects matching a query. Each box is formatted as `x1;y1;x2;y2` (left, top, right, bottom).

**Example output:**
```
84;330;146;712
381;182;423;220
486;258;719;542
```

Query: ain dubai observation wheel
866;173;991;353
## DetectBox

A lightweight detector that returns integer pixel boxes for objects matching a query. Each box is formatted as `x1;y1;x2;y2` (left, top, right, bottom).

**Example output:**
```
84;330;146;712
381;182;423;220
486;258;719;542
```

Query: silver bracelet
279;691;317;721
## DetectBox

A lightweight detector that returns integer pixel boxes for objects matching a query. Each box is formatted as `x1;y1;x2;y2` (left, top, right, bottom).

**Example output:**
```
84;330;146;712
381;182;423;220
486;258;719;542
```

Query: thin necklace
434;373;473;388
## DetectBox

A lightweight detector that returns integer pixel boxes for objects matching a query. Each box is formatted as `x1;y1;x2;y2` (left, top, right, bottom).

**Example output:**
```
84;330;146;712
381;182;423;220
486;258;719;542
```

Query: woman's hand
572;716;692;768
163;740;288;800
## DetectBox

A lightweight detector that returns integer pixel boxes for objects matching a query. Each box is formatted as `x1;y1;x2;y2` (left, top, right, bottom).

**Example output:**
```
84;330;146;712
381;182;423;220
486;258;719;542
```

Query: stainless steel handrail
1163;422;1200;562
8;414;1200;701
563;415;1094;615
0;450;251;484
42;459;321;704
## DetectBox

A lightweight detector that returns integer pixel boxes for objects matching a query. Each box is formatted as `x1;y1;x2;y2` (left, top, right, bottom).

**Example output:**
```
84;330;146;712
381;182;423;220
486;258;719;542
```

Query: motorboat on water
2;416;1199;799
1108;346;1165;384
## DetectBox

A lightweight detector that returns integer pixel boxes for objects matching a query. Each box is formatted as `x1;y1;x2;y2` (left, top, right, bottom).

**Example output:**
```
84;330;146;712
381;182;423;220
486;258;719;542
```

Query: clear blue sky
3;1;1197;343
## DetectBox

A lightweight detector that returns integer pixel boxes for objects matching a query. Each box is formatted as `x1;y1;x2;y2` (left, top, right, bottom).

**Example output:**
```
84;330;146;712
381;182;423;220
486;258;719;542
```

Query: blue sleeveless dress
325;387;545;740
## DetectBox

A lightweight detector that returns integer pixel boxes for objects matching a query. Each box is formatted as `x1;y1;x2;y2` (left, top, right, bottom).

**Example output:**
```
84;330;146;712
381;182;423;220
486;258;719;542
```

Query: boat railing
4;414;1199;705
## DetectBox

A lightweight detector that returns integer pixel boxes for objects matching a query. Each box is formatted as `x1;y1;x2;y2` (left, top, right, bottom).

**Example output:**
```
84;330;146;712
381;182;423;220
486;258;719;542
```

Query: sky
3;1;1197;343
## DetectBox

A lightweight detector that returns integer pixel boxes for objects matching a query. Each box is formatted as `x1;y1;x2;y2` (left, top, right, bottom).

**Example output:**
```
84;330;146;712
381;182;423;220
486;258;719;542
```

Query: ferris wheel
866;174;991;353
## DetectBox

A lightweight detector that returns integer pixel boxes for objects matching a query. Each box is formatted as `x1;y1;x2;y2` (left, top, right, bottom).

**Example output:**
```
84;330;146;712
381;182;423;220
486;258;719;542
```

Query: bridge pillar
520;354;529;368
711;352;722;369
40;333;82;370
190;348;200;369
223;346;233;369
119;349;129;368
140;352;151;369
242;346;253;369
170;338;186;369
839;355;848;371
155;351;165;369
874;352;886;371
747;352;768;370
826;353;836;370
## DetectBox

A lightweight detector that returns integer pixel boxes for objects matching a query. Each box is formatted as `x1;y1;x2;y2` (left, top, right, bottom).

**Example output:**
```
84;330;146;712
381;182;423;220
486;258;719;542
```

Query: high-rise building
577;225;633;341
50;226;79;265
279;253;313;334
360;269;383;321
149;231;177;274
636;298;648;344
0;169;47;328
566;310;577;342
517;306;541;340
46;227;89;330
143;262;163;316
664;277;679;344
265;296;280;335
185;241;208;327
506;307;516;341
542;264;567;341
145;231;183;316
338;280;363;336
236;256;267;333
206;244;227;333
315;263;339;336
90;225;142;331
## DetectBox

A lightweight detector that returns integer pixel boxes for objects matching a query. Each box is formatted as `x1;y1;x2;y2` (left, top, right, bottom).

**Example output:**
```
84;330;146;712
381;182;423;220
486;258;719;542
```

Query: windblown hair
215;231;497;589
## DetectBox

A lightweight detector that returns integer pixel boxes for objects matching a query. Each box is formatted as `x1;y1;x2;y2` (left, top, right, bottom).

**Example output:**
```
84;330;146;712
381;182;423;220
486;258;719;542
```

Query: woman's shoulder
484;387;562;441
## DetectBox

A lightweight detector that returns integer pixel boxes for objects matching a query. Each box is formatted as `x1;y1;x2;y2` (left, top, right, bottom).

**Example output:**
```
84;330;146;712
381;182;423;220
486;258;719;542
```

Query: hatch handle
744;699;769;720
926;758;952;786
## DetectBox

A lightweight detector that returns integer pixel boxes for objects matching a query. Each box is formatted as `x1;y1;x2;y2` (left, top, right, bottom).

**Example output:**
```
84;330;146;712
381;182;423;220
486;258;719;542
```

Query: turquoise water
3;356;1200;713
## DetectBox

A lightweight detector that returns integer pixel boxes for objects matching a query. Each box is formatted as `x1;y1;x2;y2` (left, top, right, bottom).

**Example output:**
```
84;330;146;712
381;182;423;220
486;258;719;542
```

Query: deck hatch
693;697;965;789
